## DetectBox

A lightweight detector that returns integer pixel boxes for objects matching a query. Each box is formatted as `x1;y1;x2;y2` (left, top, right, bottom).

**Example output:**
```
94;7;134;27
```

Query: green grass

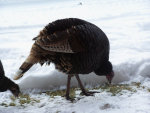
45;83;137;97
0;94;40;107
9;102;16;106
95;83;137;96
18;94;40;106
45;88;76;99
0;103;8;107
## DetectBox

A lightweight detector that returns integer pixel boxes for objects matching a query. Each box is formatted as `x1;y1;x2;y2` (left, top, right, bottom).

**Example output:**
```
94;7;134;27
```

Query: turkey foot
81;91;99;96
65;95;75;102
75;74;99;96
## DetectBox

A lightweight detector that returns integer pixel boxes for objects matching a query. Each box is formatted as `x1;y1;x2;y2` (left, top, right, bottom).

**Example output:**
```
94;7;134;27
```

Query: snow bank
14;58;150;91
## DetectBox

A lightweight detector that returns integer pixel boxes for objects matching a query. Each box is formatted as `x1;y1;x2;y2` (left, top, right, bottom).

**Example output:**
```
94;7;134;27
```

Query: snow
0;0;150;112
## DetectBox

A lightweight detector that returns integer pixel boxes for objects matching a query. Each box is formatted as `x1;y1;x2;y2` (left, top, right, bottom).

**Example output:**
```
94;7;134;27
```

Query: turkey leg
65;75;72;100
75;74;97;96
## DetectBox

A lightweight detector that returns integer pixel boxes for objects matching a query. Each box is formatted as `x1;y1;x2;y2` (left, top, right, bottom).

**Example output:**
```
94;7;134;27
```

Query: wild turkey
0;60;20;97
14;18;114;100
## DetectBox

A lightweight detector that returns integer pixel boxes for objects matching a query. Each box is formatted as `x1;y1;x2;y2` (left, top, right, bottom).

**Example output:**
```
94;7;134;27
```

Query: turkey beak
106;71;114;84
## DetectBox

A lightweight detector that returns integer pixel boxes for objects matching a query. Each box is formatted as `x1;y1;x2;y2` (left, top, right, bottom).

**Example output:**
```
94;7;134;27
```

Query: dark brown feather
35;25;86;53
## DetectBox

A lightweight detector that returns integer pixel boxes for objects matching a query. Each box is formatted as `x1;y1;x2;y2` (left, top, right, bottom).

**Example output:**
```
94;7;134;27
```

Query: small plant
10;96;16;102
9;102;16;106
132;82;141;88
46;88;76;99
0;103;8;107
18;94;40;106
55;111;61;113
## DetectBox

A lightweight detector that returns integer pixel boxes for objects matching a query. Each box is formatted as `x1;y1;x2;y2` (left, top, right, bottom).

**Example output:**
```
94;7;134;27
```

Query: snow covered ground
0;0;150;112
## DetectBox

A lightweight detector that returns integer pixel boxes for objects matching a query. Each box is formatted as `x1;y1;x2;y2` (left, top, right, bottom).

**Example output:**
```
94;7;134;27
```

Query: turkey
14;18;114;100
0;60;20;97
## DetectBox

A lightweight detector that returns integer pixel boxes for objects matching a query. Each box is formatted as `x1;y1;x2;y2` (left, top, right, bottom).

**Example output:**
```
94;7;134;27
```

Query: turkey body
34;18;110;75
60;25;109;75
14;18;114;100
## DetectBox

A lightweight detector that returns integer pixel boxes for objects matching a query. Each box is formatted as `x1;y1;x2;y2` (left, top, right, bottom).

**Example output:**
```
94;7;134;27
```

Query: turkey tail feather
14;62;33;80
